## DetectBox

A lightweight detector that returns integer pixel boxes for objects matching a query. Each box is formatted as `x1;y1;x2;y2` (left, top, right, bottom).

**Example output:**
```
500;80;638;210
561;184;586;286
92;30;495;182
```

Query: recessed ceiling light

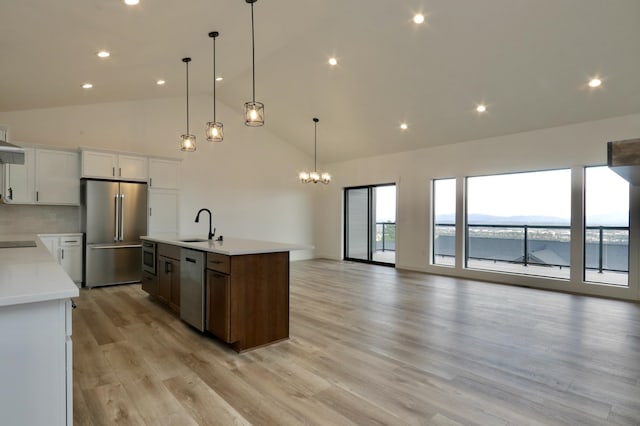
82;83;93;89
588;77;602;88
96;51;110;58
328;57;337;66
400;123;408;130
215;76;223;81
124;0;139;5
476;104;487;113
413;14;425;24
156;80;165;85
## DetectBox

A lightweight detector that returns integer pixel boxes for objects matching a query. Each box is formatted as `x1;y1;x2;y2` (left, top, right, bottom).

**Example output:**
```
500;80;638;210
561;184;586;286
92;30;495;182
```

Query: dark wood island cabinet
206;251;289;352
141;236;306;352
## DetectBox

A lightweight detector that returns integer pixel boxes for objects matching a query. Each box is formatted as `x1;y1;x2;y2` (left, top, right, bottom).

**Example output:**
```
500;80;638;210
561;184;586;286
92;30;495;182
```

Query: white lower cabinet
0;298;73;425
39;234;83;285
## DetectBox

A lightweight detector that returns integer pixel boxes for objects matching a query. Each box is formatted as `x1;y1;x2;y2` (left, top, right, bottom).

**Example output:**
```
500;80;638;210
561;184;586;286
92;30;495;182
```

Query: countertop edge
0;288;80;308
141;235;313;255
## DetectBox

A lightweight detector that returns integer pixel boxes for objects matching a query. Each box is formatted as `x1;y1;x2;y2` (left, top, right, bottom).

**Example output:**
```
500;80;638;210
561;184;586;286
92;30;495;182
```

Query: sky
375;185;396;222
434;166;629;223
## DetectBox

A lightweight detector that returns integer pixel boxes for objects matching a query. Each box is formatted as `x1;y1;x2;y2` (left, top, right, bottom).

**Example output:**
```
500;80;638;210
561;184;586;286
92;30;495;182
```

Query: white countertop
0;234;79;307
141;235;312;255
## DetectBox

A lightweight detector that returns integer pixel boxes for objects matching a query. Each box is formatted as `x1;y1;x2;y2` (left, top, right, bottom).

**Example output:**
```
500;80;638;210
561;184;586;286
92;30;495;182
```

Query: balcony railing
375;222;396;252
433;223;629;274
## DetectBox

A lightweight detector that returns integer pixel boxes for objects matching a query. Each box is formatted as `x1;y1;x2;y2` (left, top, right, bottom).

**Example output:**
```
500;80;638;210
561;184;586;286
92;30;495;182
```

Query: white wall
0;96;315;260
316;113;640;300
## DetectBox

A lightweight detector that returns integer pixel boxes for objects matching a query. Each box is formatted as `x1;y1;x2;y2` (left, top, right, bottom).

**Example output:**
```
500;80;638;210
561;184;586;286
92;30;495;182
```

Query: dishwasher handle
185;257;197;264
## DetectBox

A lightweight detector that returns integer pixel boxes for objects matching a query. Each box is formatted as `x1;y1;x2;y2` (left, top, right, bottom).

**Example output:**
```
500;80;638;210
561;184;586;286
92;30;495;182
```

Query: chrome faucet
195;208;216;240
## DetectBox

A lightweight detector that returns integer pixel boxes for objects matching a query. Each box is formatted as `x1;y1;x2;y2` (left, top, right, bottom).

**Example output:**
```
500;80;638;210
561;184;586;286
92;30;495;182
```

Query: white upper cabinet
148;158;180;189
3;147;35;204
35;149;80;205
3;147;79;205
82;150;147;181
81;150;117;178
118;154;148;181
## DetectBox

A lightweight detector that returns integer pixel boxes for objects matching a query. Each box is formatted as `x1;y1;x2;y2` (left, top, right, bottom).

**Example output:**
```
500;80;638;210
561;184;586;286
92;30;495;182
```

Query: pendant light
299;118;331;184
244;0;264;127
180;57;196;152
206;31;223;142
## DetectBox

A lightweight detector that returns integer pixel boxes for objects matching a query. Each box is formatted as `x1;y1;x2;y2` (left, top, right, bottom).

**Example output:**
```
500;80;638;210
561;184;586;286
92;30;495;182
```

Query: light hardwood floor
73;259;640;425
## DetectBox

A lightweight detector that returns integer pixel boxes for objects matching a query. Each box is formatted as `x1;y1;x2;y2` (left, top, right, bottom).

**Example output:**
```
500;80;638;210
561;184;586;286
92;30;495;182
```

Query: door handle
114;194;119;241
91;244;143;250
119;193;125;241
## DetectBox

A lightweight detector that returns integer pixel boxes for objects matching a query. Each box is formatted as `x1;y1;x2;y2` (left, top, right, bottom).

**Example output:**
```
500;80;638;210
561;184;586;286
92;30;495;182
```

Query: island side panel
230;251;290;351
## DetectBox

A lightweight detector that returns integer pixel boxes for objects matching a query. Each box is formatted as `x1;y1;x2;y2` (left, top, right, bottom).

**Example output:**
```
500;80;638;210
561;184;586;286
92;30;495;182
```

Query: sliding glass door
344;184;396;265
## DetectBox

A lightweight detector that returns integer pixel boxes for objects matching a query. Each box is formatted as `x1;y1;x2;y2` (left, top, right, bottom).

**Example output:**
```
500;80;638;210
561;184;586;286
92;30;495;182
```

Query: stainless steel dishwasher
180;248;205;331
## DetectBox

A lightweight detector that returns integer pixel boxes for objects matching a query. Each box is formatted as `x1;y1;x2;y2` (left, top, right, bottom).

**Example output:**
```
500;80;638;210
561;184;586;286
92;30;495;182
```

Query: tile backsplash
0;204;80;234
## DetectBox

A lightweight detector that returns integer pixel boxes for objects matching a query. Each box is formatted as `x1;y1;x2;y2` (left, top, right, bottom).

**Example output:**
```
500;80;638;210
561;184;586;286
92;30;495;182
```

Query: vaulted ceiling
1;0;639;162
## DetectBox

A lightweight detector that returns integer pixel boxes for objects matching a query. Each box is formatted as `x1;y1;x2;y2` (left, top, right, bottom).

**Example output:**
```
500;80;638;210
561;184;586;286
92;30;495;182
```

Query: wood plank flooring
73;259;640;425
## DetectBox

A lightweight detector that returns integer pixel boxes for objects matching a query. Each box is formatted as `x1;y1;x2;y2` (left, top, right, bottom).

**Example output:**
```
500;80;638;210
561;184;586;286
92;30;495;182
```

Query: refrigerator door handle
114;193;120;241
120;193;125;241
90;244;143;249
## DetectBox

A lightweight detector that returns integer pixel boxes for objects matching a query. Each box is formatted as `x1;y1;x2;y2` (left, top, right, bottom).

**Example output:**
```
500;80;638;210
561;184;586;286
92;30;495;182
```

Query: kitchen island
0;234;79;426
141;235;308;352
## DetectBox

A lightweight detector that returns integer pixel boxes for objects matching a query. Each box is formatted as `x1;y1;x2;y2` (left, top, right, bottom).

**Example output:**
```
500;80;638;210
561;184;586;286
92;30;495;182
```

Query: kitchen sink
179;239;208;243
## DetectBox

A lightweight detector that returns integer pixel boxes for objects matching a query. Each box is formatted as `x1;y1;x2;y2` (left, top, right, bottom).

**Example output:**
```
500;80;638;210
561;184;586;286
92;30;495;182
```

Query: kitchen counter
0;234;79;307
141;235;311;255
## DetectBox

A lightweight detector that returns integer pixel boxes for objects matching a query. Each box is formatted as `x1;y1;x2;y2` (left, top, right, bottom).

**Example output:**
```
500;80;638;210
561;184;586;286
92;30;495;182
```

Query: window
584;166;629;286
344;184;396;265
433;178;456;266
466;169;571;279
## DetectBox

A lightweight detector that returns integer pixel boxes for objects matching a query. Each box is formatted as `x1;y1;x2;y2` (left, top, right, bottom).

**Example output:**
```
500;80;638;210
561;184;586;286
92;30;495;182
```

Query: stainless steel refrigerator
81;179;148;288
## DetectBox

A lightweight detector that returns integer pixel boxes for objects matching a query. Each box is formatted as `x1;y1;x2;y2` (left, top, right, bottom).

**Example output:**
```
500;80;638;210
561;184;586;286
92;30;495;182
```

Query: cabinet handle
150;177;153;187
165;262;172;273
210;260;223;264
61;248;65;260
8;187;13;200
149;207;152;217
36;191;39;202
119;167;122;177
112;167;115;177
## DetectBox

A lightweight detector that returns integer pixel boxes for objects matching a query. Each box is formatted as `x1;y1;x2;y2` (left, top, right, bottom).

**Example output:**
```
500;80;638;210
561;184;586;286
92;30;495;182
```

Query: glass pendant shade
244;101;264;127
206;121;224;142
180;134;196;152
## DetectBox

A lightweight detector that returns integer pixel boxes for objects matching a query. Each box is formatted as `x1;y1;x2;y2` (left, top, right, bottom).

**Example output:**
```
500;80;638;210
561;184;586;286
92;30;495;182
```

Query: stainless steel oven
142;241;157;275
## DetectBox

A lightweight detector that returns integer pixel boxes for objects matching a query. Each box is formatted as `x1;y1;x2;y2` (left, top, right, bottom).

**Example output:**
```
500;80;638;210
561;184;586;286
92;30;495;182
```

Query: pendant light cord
186;60;190;135
212;36;217;122
314;120;318;172
251;1;256;103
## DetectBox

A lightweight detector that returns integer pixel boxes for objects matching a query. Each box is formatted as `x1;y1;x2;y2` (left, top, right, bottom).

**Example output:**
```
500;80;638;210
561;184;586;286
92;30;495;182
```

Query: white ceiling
1;0;639;162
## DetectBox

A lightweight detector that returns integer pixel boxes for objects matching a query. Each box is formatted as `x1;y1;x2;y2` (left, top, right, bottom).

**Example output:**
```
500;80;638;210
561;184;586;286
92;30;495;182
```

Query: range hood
0;140;25;165
608;138;640;186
